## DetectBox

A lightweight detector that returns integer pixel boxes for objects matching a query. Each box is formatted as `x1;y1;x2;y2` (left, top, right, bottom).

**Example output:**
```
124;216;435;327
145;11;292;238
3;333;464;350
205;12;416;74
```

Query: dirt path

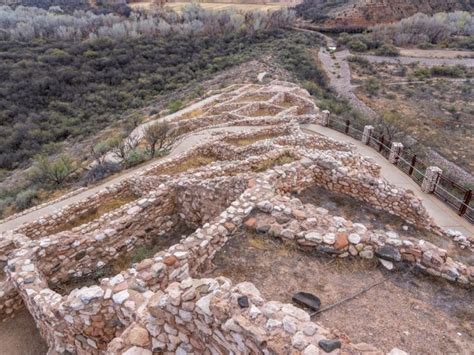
399;48;474;59
362;54;474;67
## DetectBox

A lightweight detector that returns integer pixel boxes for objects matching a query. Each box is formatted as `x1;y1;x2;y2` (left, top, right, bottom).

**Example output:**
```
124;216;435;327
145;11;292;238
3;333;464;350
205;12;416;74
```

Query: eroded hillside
297;0;473;30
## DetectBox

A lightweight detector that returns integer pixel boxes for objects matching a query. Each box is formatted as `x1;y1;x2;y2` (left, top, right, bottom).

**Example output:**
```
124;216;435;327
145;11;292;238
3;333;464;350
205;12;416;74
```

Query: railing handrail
325;115;473;222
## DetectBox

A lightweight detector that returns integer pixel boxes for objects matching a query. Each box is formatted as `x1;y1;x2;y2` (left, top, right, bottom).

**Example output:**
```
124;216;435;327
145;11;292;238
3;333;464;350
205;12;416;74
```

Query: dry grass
251;152;295;172
227;133;282;146
247;106;282;117
50;194;136;234
276;100;297;108
159;154;216;175
234;94;274;103
178;108;205;120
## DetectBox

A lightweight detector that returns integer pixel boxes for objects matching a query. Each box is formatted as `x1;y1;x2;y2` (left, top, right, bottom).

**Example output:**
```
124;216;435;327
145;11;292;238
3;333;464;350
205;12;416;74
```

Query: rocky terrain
0;80;472;354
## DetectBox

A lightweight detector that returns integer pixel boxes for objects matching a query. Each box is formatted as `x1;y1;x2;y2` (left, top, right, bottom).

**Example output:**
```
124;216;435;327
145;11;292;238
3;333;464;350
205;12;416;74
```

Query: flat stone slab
292;292;321;312
375;245;401;262
318;339;341;353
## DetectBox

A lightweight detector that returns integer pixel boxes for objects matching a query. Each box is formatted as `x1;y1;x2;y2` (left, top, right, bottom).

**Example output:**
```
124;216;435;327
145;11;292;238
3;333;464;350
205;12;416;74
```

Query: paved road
303;124;474;237
0;125;263;233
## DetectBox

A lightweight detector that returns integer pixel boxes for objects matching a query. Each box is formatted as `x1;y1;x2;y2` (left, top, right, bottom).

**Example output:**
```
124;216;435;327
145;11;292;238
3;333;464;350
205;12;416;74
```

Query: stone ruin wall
0;81;471;354
13;181;139;240
5;145;469;353
108;277;367;355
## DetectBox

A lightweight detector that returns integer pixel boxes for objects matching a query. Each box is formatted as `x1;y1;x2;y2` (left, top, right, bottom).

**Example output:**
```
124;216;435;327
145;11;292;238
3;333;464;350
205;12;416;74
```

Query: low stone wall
107;277;374;355
246;195;473;286
12;181;139;240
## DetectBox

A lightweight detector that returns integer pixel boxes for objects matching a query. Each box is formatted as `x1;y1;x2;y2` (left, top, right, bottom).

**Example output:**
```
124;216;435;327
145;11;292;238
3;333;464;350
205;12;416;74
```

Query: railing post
389;142;403;165
345;119;350;134
362;125;374;145
408;154;417;176
421;166;442;193
460;189;472;216
321;110;330;127
378;135;384;152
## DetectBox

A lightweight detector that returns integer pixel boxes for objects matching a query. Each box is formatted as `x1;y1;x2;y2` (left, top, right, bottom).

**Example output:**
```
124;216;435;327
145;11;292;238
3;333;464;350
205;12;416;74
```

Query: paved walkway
303;124;474;237
0;125;262;233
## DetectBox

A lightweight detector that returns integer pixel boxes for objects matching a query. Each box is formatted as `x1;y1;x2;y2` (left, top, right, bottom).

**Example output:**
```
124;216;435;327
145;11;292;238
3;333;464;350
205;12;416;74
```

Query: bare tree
110;133;138;164
90;138;115;167
143;121;177;158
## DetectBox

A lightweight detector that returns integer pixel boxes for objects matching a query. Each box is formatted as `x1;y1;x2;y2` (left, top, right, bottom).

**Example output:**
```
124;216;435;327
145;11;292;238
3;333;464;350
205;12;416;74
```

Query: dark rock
238;296;249;308
317;246;341;255
318;339;341;353
292;292;321;312
375;245;401;262
256;224;270;234
75;250;86;261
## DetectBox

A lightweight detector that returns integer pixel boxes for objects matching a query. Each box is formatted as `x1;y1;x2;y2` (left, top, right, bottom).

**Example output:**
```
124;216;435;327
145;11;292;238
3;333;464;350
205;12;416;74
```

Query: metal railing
325;116;473;224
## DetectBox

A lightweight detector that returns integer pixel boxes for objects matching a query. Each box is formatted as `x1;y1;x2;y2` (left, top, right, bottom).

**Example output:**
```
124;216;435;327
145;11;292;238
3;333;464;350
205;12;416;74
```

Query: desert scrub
365;78;380;96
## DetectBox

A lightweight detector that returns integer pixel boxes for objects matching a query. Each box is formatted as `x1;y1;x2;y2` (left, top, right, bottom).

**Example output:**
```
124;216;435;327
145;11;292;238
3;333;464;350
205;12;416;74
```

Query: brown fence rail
325;116;473;224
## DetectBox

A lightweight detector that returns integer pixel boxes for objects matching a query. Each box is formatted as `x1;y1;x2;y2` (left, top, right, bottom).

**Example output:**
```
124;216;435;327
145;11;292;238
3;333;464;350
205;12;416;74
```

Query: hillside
296;0;474;30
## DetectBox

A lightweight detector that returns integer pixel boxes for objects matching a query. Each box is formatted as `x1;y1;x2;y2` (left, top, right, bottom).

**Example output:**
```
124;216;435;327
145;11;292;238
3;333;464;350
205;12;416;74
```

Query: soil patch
207;230;474;354
159;154;217;175
297;186;473;265
247;106;283;117
234;94;275;103
227;133;282;146
50;220;195;296
0;309;48;355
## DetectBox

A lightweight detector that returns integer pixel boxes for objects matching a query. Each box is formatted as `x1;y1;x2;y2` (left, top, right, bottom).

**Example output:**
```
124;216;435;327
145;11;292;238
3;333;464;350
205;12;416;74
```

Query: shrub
414;68;431;80
347;39;368;52
374;43;400;56
365;78;380;96
33;154;77;186
81;162;121;186
14;188;38;211
430;65;466;78
124;148;147;168
167;100;184;113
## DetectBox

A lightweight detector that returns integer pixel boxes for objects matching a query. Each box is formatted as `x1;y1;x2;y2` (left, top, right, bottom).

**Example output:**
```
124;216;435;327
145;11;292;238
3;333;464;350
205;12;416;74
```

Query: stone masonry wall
107;277;377;355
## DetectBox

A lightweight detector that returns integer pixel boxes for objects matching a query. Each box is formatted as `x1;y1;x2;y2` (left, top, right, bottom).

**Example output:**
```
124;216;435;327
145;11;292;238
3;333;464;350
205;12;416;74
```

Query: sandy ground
208;230;474;354
399;48;474;59
0;310;48;355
